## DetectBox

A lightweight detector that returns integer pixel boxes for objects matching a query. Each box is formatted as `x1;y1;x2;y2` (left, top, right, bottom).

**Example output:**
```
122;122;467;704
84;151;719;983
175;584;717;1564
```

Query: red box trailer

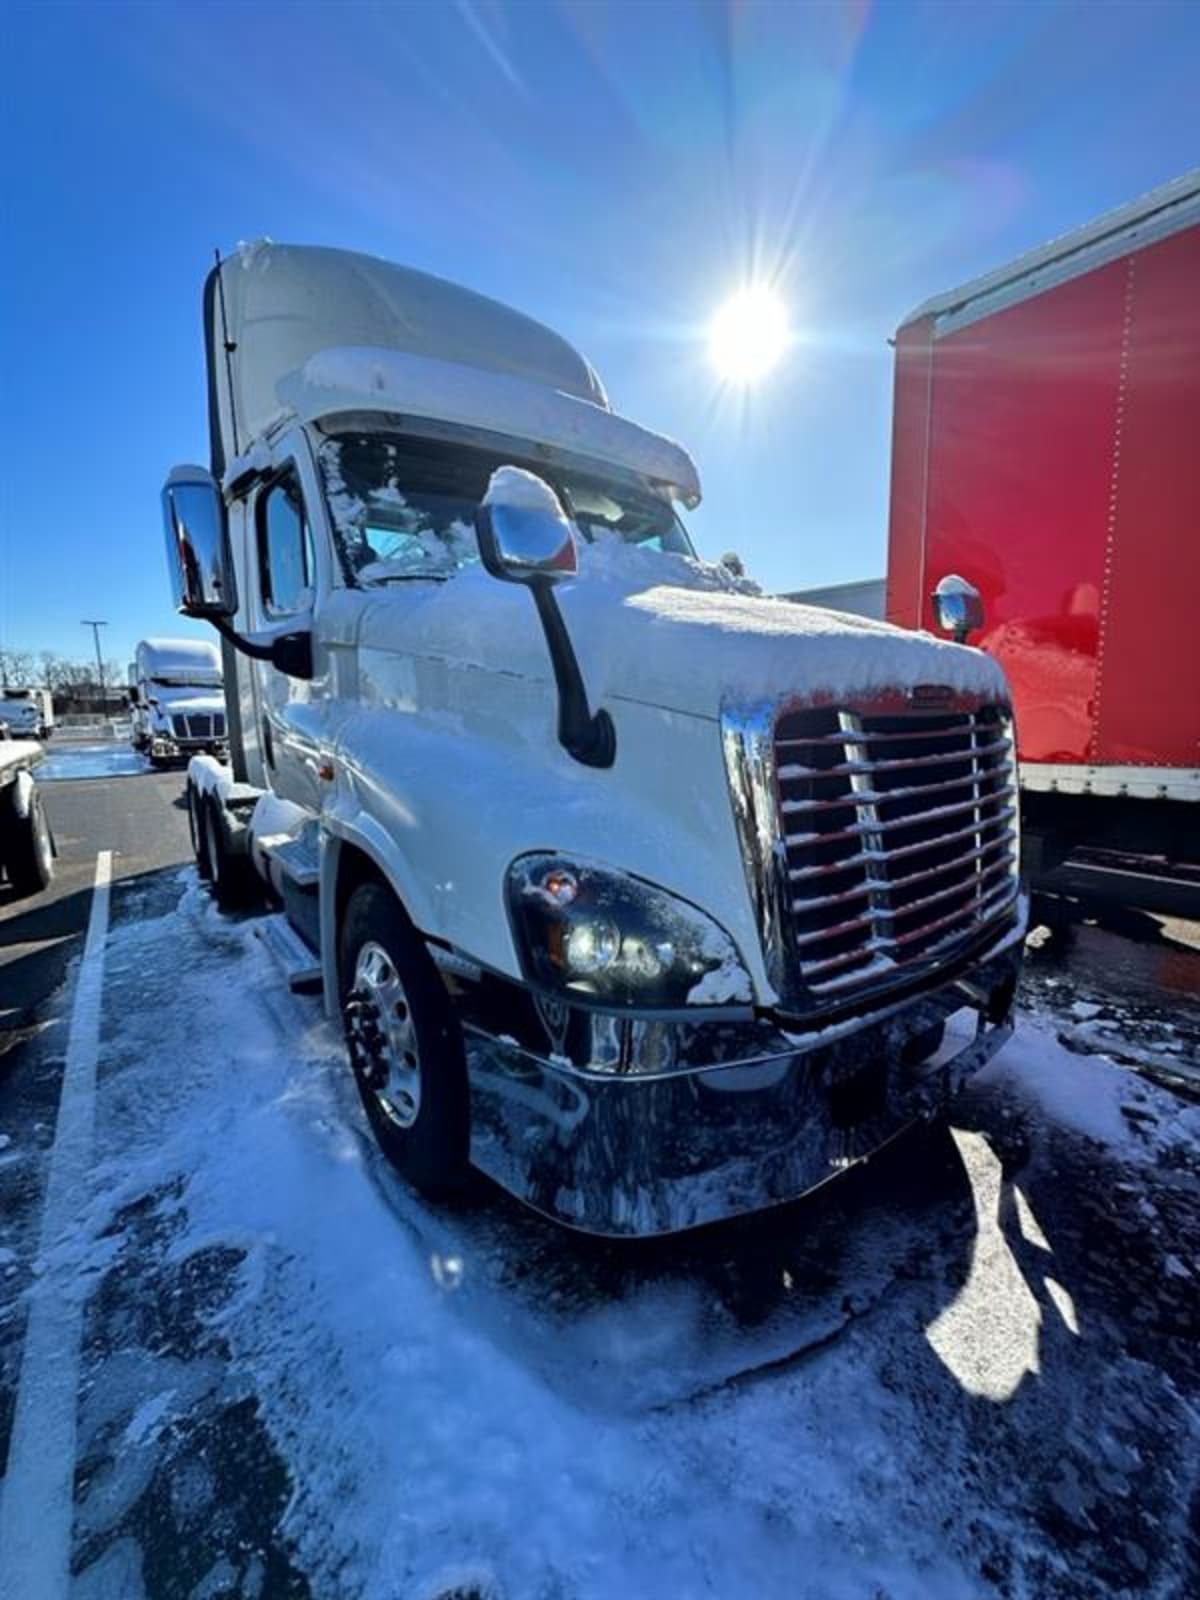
886;172;1200;875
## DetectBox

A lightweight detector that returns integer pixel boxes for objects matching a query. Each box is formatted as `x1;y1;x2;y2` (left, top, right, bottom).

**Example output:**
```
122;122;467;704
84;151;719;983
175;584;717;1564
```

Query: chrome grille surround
722;694;1021;1014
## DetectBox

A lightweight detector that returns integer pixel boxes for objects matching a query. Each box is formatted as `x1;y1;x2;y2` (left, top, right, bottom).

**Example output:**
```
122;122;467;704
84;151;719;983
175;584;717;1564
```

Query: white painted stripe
0;850;113;1597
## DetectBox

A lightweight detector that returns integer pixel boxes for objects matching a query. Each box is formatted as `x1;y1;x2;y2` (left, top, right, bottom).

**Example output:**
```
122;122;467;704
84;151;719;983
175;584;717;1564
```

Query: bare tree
0;647;35;688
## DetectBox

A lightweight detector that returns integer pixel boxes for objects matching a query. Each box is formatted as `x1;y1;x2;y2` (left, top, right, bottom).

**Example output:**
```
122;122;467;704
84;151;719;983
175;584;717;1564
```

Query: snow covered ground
1;870;1197;1599
37;743;149;782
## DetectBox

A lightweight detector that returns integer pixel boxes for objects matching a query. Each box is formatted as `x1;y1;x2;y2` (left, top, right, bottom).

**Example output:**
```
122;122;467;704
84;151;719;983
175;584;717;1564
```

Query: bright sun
708;286;791;384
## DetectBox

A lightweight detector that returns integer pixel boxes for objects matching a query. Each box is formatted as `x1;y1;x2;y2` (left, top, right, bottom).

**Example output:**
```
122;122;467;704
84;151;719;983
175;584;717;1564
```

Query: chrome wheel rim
346;940;422;1129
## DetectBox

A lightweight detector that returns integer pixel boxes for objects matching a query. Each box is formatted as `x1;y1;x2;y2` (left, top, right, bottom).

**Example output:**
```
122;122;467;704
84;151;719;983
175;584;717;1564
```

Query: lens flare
708;287;791;384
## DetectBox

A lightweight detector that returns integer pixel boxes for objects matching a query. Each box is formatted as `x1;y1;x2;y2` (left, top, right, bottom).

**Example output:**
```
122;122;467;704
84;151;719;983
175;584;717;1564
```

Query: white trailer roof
900;169;1200;334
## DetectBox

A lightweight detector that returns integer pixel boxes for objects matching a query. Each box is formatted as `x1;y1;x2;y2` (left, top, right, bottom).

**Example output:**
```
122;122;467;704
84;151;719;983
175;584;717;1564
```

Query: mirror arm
530;583;615;769
210;617;313;681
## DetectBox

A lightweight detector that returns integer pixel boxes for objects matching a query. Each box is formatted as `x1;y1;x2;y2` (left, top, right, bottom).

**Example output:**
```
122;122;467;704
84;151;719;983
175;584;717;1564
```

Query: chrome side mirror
474;466;614;769
475;466;578;585
161;464;237;618
932;574;984;644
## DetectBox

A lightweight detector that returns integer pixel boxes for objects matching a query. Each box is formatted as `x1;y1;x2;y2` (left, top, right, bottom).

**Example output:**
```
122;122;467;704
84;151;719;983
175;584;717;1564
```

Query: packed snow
362;541;1009;720
3;871;1196;1598
482;462;571;517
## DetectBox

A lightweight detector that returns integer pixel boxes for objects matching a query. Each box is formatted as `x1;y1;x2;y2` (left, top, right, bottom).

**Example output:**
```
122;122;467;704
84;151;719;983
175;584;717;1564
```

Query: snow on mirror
476;465;577;585
932;573;984;643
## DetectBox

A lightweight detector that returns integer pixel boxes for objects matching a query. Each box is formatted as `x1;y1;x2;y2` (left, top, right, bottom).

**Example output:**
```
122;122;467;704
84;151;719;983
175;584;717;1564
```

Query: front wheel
338;882;470;1198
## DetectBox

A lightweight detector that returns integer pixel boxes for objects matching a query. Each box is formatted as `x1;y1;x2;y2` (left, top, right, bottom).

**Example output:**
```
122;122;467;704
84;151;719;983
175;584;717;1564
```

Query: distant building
784;578;886;620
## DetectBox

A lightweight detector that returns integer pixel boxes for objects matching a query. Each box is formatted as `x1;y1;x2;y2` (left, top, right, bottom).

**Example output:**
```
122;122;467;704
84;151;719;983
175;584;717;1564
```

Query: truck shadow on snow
358;1067;1197;1597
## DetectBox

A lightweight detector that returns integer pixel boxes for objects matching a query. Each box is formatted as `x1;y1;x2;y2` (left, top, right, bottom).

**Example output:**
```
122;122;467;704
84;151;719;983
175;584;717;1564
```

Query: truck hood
360;545;1010;719
150;687;225;715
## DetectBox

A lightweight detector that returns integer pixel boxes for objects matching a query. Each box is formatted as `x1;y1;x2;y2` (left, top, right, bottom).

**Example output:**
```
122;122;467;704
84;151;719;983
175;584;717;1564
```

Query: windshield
317;431;694;584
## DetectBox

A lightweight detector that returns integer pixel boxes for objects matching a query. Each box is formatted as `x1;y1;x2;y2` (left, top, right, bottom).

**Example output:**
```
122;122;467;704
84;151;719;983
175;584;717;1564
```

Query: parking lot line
0;850;112;1598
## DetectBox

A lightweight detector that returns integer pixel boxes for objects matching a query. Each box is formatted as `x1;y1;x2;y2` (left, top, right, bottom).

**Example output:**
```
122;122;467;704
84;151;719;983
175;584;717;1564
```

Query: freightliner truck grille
773;705;1019;997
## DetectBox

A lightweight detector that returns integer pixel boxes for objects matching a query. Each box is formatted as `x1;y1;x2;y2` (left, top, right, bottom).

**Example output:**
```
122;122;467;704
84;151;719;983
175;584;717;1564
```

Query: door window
257;471;315;615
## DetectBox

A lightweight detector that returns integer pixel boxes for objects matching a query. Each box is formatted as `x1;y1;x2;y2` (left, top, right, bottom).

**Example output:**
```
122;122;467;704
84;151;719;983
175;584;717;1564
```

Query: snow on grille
775;705;1018;997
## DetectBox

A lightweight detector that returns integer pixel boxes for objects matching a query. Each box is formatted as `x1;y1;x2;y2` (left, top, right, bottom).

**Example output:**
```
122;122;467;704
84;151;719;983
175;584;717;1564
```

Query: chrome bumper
464;940;1021;1237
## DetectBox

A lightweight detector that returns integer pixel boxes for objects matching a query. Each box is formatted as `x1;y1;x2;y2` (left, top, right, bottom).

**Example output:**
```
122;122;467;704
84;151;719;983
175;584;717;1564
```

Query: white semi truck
0;688;53;740
130;637;227;766
163;243;1025;1235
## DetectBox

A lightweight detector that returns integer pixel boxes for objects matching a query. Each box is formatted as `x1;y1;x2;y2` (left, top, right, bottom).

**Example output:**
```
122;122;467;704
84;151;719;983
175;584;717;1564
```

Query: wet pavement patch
38;745;149;783
72;1186;310;1596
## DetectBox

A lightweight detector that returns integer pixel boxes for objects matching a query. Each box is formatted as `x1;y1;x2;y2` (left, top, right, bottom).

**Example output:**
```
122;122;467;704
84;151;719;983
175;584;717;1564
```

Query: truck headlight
507;853;752;1010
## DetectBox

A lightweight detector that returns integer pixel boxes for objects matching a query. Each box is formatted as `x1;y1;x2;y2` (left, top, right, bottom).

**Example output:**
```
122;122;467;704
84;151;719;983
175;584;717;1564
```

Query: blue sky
2;0;1196;671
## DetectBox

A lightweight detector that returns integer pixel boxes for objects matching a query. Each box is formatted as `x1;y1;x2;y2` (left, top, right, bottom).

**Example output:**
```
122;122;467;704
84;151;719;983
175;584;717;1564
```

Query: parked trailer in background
130;637;227;766
785;579;886;621
886;171;1200;877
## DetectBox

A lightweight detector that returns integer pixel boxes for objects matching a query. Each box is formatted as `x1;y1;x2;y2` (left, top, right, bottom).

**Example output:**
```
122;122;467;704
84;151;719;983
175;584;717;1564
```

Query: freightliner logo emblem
909;683;956;705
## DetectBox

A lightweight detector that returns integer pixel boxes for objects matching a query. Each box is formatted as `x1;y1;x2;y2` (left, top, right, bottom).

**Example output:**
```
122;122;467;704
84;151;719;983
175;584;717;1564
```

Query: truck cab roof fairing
205;243;609;474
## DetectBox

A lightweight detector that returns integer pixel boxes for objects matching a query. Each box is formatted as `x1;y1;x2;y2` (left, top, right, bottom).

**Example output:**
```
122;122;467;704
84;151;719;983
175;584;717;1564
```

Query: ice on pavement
28;877;1199;1598
37;743;148;782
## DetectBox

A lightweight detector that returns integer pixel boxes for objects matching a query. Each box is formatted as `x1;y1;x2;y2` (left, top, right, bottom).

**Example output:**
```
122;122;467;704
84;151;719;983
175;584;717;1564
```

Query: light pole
81;619;108;709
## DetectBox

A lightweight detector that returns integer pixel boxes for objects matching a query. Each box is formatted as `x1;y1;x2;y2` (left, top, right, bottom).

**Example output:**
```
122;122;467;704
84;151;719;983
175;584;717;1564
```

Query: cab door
249;442;331;814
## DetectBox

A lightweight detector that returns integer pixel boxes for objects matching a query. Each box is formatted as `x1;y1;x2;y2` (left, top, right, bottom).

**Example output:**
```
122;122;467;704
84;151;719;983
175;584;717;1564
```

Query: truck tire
202;797;256;911
187;779;212;880
4;781;54;896
338;882;470;1198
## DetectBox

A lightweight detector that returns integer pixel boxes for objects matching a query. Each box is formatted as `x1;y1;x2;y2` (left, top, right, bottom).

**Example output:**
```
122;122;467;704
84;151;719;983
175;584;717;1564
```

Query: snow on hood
379;538;1009;718
149;686;225;714
569;545;1009;713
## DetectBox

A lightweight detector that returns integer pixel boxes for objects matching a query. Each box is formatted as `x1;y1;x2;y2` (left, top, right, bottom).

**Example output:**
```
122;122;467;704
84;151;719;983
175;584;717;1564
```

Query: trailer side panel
1092;223;1200;769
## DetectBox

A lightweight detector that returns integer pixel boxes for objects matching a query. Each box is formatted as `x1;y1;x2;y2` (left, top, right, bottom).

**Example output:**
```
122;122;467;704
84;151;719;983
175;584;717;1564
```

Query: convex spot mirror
932;574;984;643
475;466;578;585
162;465;237;618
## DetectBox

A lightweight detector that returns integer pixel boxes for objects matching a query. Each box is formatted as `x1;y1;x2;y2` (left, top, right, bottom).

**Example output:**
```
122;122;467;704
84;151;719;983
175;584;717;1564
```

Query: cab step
259;832;320;888
253;912;322;993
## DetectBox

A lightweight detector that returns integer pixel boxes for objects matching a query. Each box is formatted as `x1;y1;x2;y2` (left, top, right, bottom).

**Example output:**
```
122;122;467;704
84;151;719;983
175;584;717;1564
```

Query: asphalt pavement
0;742;192;1052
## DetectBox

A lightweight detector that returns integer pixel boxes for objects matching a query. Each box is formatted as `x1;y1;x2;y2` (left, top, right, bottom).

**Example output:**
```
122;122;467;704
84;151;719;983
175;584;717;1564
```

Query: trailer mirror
932;574;984;644
161;465;237;619
474;466;578;586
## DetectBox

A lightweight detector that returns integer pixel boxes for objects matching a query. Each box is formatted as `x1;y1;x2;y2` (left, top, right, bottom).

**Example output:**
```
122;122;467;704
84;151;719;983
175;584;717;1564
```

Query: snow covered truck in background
129;637;227;766
0;688;53;740
886;171;1200;881
161;242;1025;1235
